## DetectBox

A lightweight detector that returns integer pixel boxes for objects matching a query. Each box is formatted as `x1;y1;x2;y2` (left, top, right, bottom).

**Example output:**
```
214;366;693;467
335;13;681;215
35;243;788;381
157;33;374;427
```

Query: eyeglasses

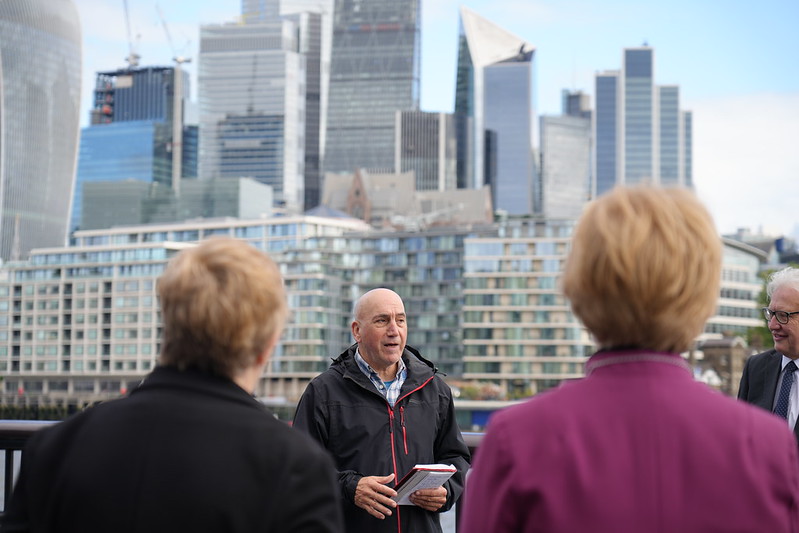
762;307;799;324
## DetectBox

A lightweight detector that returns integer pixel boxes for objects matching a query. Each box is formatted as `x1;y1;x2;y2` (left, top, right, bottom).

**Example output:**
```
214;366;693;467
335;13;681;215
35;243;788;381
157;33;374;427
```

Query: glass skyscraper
594;71;619;197
323;0;421;174
396;111;458;191
0;0;82;261
72;66;197;233
539;115;591;219
593;46;692;196
244;0;332;210
198;19;305;210
624;47;654;185
455;6;536;215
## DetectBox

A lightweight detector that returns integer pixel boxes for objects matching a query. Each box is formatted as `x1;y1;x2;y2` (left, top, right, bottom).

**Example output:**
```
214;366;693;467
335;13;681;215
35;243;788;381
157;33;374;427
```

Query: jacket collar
332;343;438;390
131;365;265;409
585;349;692;376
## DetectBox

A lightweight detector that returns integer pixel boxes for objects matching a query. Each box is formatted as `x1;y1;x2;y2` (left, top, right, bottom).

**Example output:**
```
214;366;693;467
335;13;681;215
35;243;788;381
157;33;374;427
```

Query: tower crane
122;0;140;68
155;4;192;195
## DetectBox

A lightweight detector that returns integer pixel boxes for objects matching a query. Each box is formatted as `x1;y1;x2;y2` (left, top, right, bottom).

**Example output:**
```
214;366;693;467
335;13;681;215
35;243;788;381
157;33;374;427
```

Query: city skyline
75;0;799;238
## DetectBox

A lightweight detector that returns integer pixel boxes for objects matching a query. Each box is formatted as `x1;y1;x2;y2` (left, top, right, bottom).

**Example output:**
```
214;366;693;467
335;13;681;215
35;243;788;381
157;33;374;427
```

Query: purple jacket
462;350;799;533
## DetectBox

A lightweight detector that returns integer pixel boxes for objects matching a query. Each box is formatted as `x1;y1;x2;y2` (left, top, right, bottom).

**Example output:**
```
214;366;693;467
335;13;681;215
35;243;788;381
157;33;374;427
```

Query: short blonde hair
157;237;288;378
562;186;721;353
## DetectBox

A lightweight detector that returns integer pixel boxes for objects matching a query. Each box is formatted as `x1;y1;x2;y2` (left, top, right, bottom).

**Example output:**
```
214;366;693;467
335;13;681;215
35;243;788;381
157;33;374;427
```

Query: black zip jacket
293;344;471;533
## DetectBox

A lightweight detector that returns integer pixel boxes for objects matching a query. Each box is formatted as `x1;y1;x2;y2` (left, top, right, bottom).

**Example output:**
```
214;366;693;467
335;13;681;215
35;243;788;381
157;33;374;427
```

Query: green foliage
0;403;80;421
747;268;773;352
457;382;504;401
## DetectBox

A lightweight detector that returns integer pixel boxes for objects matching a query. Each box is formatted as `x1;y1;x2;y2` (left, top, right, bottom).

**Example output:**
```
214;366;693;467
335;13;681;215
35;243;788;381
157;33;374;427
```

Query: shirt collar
781;354;798;370
355;348;406;381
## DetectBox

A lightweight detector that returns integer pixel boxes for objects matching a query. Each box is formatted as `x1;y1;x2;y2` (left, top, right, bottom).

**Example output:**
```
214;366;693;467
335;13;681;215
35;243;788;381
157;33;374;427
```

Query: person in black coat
1;238;343;533
293;288;470;533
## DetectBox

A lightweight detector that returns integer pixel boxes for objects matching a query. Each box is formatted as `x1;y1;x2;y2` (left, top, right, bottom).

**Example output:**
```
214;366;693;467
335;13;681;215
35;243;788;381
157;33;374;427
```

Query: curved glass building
0;0;82;261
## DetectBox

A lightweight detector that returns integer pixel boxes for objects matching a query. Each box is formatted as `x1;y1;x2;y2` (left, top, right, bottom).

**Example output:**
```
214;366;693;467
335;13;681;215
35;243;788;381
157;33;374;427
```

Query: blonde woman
462;186;799;533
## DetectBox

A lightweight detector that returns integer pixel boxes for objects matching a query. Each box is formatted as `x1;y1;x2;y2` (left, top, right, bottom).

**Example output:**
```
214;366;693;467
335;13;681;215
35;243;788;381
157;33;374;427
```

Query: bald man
293;288;470;533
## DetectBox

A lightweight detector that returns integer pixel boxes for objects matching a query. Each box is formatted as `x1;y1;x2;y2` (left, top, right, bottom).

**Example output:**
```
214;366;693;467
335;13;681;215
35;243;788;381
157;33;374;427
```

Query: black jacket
293;344;471;533
1;366;343;533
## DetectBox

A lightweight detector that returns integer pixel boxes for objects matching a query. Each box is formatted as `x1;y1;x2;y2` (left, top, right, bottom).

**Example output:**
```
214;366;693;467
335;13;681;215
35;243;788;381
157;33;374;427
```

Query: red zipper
400;406;408;455
387;375;435;533
387;405;402;533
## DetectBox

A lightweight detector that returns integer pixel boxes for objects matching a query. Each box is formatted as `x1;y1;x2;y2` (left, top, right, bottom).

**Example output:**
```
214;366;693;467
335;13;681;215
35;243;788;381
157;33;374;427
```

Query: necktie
774;361;797;420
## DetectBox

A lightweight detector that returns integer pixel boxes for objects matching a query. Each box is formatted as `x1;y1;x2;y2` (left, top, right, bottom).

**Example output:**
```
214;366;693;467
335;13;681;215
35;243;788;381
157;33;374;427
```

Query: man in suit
1;238;343;533
739;266;799;442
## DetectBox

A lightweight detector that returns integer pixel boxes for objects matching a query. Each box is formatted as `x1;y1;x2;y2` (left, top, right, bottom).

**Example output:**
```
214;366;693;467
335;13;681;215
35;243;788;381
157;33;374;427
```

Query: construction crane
156;4;191;66
122;0;140;68
156;4;192;195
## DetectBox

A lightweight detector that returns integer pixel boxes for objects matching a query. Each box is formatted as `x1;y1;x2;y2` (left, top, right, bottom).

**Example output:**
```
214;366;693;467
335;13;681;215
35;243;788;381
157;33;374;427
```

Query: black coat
293;344;471;533
1;366;343;533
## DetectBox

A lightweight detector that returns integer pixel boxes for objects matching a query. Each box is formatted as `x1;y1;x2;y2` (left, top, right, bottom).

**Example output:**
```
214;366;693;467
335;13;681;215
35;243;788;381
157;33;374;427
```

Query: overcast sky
75;0;799;239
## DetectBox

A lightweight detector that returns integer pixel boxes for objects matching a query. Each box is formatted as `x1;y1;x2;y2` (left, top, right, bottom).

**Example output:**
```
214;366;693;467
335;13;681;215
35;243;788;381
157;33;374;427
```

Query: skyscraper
395;111;458;191
539;91;592;219
198;14;305;210
323;0;421;175
245;0;333;210
593;46;692;196
72;66;197;232
455;6;536;215
0;0;82;261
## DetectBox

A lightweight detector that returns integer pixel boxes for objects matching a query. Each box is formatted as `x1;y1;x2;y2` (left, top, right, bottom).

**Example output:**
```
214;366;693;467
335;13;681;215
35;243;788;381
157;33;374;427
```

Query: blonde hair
562;186;721;353
157;237;288;378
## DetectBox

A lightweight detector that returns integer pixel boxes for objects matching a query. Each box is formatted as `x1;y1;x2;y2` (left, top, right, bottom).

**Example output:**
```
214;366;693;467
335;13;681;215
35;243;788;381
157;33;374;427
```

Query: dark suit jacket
738;348;799;442
1;366;343;533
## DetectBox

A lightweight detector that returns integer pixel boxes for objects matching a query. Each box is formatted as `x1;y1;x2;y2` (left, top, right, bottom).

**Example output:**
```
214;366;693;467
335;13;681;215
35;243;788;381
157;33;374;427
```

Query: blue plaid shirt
355;349;407;407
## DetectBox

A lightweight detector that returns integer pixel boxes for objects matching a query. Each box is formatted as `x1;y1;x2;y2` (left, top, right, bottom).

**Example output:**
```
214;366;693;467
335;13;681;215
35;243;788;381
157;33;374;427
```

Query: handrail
0;420;485;523
1;421;58;513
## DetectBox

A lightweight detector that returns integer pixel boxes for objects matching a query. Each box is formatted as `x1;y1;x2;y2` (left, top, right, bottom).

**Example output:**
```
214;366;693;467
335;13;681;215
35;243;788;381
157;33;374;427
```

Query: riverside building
0;216;764;407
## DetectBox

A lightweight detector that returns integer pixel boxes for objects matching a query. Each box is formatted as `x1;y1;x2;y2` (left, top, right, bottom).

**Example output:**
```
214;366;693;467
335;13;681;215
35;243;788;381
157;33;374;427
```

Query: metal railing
1;421;57;512
0;420;484;521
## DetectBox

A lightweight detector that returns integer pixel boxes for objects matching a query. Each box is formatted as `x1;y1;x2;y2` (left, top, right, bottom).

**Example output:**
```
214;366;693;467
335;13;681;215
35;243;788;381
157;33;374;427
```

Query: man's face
768;286;799;360
352;290;407;371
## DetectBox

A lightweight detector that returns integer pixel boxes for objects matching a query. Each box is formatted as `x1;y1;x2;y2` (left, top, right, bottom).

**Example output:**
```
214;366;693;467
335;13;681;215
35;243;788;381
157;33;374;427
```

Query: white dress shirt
773;355;799;429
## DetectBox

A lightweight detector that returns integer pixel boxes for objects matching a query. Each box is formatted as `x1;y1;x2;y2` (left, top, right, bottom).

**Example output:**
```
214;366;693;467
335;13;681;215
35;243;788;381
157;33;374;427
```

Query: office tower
594;71;619;197
246;0;332;210
198;15;305;211
455;6;536;215
395;111;458;191
683;111;693;188
282;1;335;209
540;91;592;219
285;10;325;210
624;47;654;185
593;46;692;196
72;66;197;233
0;0;82;261
562;89;592;120
323;0;421;174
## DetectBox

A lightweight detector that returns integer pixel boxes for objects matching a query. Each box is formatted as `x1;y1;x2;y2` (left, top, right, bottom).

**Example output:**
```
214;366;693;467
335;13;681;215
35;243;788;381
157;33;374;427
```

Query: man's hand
354;474;397;519
409;486;447;512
